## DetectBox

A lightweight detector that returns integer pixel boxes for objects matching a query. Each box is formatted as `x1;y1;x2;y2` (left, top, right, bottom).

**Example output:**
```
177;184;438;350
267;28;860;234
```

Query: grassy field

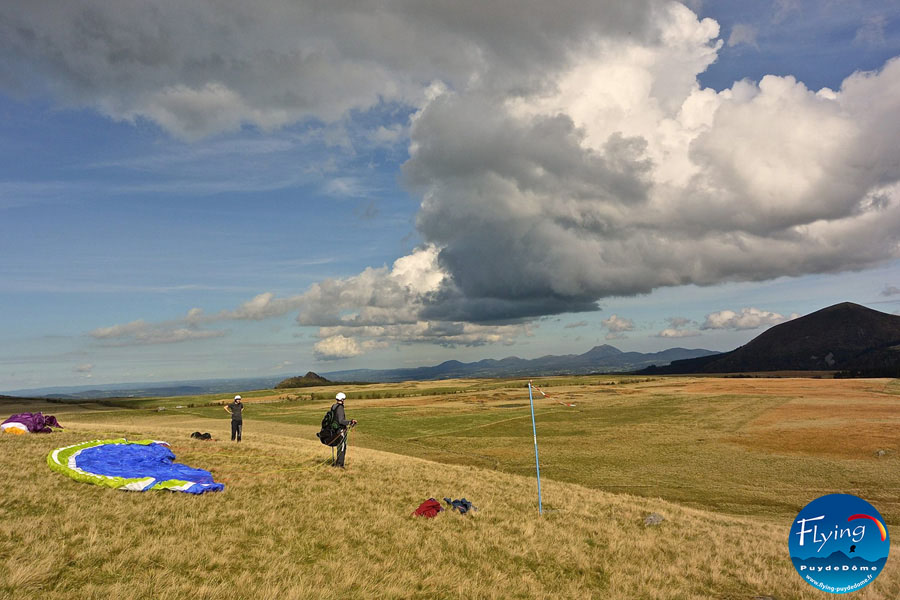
2;376;899;598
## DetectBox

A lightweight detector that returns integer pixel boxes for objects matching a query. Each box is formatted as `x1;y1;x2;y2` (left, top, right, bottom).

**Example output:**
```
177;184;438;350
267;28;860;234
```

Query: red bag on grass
413;498;444;518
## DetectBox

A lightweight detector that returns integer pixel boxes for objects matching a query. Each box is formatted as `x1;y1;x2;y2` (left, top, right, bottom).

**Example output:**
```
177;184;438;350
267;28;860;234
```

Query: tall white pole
528;381;543;515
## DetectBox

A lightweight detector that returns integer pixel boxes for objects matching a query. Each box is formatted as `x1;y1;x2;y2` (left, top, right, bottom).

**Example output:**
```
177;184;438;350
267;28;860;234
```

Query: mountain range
2;346;717;399
321;345;718;382
10;301;896;399
2;376;284;401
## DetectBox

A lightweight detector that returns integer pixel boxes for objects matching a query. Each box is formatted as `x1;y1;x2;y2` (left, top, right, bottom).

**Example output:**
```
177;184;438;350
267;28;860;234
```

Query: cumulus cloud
313;335;391;360
293;245;445;328
701;307;797;330
402;5;900;323
314;335;363;360
293;246;529;352
51;2;900;356
600;314;634;340
602;315;635;333
215;293;306;321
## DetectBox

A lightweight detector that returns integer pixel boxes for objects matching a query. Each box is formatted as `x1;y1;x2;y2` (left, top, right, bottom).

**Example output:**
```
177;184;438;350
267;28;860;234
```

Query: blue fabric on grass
443;497;477;514
76;442;224;494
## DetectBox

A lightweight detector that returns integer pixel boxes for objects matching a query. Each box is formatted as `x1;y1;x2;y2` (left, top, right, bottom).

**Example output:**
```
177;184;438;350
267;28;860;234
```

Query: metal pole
528;381;543;515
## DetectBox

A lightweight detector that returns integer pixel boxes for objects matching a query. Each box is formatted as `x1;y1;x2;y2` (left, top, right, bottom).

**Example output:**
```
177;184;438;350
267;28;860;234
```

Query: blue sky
1;0;900;391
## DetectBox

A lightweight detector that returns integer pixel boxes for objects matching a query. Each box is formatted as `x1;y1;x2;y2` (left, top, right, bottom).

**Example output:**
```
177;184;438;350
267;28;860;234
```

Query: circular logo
789;494;890;594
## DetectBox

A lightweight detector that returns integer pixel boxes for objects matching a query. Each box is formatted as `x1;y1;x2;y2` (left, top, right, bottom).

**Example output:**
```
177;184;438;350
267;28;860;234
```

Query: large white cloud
701;307;797;330
52;2;900;357
295;246;528;349
407;4;900;322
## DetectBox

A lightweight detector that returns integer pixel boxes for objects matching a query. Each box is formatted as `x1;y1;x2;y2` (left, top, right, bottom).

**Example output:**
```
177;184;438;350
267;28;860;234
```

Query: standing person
224;395;245;442
331;392;357;468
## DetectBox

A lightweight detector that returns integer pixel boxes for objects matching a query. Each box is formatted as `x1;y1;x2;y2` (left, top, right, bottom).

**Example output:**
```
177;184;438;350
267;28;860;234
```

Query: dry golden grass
2;377;900;598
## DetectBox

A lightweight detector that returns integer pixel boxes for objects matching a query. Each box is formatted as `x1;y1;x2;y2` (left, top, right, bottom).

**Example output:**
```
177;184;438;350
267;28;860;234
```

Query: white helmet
335;392;346;401
234;395;242;401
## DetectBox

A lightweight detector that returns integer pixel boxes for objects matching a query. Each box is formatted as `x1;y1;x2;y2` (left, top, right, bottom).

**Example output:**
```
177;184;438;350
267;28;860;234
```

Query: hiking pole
528;381;543;515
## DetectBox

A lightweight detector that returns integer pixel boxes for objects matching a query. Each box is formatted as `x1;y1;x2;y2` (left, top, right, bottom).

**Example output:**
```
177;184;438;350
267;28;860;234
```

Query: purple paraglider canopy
1;412;64;434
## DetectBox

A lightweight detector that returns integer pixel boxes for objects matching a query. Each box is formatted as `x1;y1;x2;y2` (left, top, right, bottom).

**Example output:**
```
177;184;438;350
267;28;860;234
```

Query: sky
2;0;900;391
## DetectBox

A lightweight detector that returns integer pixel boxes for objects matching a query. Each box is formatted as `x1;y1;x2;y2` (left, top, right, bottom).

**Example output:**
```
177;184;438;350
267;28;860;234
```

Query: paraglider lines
531;384;576;406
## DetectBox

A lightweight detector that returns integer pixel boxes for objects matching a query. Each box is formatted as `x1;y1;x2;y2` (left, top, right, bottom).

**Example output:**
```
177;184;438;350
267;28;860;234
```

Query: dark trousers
334;431;347;466
231;420;242;442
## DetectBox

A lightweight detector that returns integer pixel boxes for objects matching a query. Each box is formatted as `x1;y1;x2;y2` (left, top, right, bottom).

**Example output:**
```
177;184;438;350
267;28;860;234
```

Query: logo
790;494;890;594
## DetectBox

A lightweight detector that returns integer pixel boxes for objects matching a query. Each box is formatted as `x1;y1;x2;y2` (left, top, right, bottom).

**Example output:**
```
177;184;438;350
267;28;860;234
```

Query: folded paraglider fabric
48;439;224;494
2;412;63;434
0;422;28;434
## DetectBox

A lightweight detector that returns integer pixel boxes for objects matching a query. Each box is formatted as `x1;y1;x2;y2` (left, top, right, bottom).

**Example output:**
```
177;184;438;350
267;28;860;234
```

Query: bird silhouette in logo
849;545;856;553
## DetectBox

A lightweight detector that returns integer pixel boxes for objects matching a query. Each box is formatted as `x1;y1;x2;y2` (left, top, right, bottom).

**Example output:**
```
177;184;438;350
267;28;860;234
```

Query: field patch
4;376;900;598
731;400;900;459
5;419;900;599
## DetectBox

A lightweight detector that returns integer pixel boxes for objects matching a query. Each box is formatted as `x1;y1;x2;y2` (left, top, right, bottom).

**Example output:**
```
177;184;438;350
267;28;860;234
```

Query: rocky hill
274;371;334;388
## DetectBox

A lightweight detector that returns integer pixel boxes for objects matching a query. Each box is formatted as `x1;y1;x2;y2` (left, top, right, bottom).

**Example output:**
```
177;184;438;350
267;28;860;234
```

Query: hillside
641;302;900;375
324;344;718;382
7;379;899;600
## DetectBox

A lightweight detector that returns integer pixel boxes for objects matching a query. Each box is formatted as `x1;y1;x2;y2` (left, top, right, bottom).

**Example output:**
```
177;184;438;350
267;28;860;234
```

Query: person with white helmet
224;394;245;442
330;392;357;468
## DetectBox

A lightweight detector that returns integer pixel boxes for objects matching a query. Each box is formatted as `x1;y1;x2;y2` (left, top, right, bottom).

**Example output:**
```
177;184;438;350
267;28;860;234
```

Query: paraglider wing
2;412;64;434
48;439;224;494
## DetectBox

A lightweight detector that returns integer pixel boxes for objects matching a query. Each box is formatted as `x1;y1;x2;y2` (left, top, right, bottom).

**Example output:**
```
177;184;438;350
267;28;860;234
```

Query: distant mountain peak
584;344;623;357
640;302;900;375
275;371;332;389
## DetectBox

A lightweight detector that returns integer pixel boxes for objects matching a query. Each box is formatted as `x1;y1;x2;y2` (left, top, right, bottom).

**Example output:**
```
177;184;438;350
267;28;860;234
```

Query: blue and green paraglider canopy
48;439;224;494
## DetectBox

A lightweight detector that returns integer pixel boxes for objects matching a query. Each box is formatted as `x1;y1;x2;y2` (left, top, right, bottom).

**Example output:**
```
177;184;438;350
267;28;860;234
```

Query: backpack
320;405;339;431
316;405;342;446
